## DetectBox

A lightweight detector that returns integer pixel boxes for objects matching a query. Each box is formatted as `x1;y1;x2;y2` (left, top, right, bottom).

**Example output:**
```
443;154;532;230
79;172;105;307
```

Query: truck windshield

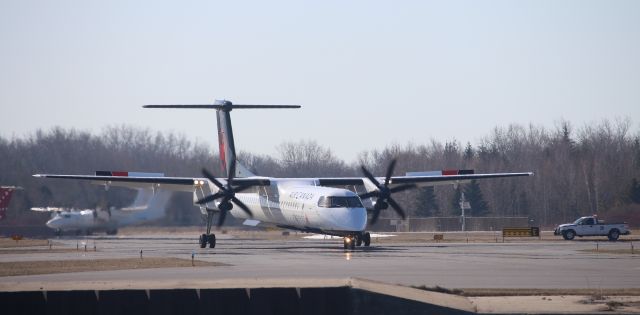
317;196;363;208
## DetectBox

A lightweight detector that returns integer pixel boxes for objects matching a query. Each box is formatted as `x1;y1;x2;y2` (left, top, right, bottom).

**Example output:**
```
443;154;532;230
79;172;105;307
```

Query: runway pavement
1;231;639;290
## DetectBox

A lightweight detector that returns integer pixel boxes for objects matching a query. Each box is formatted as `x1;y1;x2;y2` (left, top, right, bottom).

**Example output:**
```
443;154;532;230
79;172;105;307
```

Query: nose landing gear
343;236;356;250
343;232;372;250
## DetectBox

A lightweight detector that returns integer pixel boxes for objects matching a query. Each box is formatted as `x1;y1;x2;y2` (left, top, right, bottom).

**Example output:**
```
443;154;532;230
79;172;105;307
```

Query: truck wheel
608;229;620;241
563;230;576;240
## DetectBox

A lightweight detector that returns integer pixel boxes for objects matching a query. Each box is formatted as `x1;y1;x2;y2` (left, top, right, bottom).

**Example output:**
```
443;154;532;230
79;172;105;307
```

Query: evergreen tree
464;180;489;216
516;191;530;216
561;122;575;149
630;178;640;204
464;142;474;161
450;186;462;215
634;138;640;169
413;187;439;217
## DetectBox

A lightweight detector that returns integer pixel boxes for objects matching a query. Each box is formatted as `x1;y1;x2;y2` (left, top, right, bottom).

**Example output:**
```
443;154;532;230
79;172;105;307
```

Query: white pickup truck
554;216;630;241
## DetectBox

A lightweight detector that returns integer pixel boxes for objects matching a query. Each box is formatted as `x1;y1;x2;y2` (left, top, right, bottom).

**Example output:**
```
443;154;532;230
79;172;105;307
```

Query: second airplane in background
35;100;533;249
31;188;172;235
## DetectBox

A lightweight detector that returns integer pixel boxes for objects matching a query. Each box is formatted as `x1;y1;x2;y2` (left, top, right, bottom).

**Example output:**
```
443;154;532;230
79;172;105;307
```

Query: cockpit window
318;196;363;208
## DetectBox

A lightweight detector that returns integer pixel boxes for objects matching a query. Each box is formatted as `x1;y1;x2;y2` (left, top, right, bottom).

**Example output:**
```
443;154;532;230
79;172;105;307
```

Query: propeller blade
389;184;416;193
217;210;228;227
370;208;381;225
359;191;380;199
233;184;254;194
231;197;253;217
199;165;262;227
387;197;406;220
202;168;226;190
384;159;396;186
196;193;221;205
361;166;381;188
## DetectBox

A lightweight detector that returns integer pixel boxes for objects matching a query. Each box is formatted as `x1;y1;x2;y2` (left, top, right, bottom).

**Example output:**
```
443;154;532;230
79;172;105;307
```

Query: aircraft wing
30;207;67;212
33;172;270;192
33;173;198;192
318;171;533;187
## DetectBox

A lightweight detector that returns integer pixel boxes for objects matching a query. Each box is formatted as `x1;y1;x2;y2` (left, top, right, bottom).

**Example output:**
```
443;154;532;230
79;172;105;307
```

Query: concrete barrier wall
0;286;472;315
0;217;530;237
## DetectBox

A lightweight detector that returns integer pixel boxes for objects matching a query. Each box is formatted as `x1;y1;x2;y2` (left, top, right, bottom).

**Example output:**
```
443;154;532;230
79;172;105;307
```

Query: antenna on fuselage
143;100;300;178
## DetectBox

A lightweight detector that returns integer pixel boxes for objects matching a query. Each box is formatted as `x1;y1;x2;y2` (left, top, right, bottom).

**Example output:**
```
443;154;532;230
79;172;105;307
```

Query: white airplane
30;188;172;235
34;100;533;249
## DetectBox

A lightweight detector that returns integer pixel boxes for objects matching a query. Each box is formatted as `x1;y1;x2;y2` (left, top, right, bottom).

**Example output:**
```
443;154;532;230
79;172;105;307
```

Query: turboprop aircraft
30;187;172;235
34;100;533;249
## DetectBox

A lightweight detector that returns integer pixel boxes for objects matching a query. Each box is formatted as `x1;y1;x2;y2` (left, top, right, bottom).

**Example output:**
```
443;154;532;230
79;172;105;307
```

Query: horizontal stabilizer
145;99;299;111
143;105;300;109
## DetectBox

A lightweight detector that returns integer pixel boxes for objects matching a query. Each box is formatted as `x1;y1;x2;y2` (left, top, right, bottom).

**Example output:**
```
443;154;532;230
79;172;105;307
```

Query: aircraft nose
331;207;367;231
46;218;61;229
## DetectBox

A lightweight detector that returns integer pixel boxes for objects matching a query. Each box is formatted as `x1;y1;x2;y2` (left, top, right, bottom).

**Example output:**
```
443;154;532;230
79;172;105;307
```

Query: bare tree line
1;119;639;227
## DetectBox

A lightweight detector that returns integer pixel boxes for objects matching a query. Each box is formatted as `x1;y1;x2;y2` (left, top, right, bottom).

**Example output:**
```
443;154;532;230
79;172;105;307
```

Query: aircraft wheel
363;232;371;247
208;234;216;248
356;235;363;247
344;237;355;250
199;234;207;248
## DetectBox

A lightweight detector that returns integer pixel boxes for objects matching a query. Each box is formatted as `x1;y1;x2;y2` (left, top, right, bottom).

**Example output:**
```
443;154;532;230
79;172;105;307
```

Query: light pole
460;191;470;231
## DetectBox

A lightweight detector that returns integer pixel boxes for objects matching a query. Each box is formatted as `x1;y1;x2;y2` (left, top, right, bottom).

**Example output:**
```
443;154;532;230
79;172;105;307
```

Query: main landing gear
343;232;371;250
199;209;216;248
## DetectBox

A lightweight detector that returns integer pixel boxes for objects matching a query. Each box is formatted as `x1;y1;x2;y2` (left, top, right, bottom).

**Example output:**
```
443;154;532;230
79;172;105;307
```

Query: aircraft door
258;186;270;211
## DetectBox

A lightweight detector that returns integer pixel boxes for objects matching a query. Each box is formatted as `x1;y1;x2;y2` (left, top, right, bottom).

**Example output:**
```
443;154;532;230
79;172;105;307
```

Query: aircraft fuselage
195;178;368;235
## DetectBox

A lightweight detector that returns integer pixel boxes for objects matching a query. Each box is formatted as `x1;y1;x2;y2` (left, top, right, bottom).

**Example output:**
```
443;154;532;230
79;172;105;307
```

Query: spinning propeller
196;163;255;227
359;159;416;225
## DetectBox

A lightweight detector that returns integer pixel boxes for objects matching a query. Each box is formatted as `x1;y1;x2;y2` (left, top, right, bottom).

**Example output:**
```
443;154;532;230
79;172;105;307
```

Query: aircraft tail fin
144;100;300;178
120;188;173;221
127;188;156;209
0;186;21;221
142;189;172;219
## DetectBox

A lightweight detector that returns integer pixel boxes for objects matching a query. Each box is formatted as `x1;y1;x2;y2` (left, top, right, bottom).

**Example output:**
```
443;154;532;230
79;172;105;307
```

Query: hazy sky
1;1;639;162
